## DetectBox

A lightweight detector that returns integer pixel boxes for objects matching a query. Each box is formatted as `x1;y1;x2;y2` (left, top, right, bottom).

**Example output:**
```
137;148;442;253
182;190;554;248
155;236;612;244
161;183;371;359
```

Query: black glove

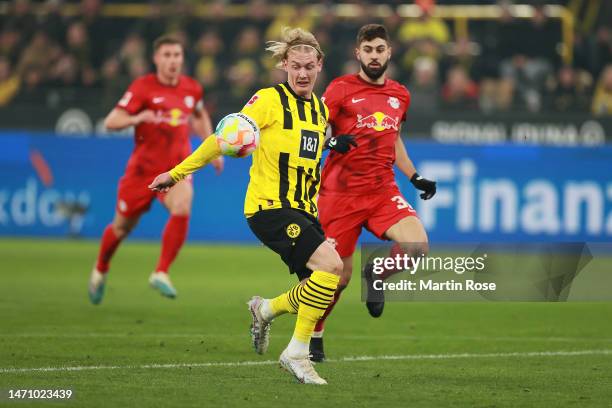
325;134;357;154
410;172;436;200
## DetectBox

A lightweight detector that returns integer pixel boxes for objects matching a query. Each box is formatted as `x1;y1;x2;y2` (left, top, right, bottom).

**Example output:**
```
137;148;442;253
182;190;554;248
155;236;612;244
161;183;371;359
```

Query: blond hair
265;27;324;68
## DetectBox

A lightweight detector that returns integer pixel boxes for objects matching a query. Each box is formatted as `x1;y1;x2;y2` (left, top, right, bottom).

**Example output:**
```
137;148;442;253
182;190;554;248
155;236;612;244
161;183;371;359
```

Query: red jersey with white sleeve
117;73;203;177
320;74;410;196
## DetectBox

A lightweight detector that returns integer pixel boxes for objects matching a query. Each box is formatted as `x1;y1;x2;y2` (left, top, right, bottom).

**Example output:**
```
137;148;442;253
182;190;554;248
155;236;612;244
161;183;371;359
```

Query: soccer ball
215;113;260;158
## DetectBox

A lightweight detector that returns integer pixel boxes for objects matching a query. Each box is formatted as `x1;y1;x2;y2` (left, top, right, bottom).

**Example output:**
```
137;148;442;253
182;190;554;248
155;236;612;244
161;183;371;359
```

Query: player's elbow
104;116;121;130
104;109;130;130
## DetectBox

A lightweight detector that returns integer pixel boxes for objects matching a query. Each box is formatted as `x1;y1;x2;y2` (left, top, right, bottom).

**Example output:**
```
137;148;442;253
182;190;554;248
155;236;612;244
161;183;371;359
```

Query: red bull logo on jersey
356;112;399;132
157;108;188;127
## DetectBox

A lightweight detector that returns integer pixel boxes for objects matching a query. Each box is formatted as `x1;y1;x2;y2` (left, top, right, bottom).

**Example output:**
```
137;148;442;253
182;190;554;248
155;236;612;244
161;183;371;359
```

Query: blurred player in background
311;24;437;361
88;35;223;304
149;28;341;385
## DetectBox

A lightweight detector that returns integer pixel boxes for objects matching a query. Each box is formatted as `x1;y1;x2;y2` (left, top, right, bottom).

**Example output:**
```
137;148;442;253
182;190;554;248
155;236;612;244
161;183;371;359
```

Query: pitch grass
0;239;611;408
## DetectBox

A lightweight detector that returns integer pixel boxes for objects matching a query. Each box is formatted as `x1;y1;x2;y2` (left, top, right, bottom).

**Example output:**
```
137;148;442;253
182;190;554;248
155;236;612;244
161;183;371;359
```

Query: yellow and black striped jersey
241;82;328;217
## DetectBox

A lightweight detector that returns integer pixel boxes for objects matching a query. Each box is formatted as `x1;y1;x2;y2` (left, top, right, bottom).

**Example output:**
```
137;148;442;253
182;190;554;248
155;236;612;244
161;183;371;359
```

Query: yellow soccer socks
264;282;303;319
288;271;339;358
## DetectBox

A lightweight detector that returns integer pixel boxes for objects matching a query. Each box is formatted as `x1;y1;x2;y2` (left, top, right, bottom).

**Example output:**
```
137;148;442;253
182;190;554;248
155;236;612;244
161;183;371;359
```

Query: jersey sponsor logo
388;96;400;109
299;130;319;160
152;96;165;104
245;94;259;106
184;96;195;108
118;92;133;107
351;97;365;103
154;108;187;127
286;223;301;238
356;112;399;131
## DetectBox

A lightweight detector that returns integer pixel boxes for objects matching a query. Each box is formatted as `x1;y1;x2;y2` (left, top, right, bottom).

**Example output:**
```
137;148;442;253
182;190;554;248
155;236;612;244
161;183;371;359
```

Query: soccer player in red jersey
88;35;223;304
311;24;437;360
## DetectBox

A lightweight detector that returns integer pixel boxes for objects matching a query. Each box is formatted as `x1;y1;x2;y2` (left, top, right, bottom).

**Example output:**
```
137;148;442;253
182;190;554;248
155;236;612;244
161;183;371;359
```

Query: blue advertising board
0;133;611;243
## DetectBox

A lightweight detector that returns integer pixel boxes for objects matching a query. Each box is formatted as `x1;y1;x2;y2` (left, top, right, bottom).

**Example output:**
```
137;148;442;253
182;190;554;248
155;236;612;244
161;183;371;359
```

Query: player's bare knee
168;199;192;216
112;223;132;239
170;205;191;217
308;242;343;276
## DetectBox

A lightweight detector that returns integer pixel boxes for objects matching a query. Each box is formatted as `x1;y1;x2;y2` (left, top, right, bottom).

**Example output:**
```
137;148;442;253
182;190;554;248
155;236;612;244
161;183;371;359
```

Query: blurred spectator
0;28;22;65
497;3;560;64
479;77;514;113
17;30;61;74
546;65;591;113
40;0;67;45
6;0;37;41
76;0;107;67
64;21;97;86
408;56;440;113
397;0;450;75
501;55;550;113
592;65;612;116
192;30;225;92
441;65;479;111
440;37;481;81
118;32;147;69
245;0;272;33
0;57;20;106
127;58;148;81
100;56;129;108
398;0;449;45
265;5;315;42
233;26;262;61
134;2;167;43
226;58;259;107
11;67;46;105
570;0;612;78
0;0;608;117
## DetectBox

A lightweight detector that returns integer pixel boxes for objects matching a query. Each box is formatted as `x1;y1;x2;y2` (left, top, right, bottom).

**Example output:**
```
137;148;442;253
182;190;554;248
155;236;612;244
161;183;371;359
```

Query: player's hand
133;110;157;125
148;172;176;192
325;134;357;154
410;173;436;200
211;156;224;175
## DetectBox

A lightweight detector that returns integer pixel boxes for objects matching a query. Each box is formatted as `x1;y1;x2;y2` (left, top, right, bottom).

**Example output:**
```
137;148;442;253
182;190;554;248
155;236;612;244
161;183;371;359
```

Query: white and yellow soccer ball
214;113;260;158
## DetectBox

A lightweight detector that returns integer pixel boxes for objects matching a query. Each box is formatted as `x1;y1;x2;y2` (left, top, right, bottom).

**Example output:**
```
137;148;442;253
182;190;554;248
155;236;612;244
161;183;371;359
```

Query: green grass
0;239;611;407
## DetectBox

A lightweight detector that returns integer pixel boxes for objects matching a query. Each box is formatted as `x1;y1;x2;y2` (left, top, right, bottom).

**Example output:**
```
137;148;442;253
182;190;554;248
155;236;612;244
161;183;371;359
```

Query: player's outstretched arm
192;104;224;175
149;136;221;192
104;108;156;130
395;135;436;200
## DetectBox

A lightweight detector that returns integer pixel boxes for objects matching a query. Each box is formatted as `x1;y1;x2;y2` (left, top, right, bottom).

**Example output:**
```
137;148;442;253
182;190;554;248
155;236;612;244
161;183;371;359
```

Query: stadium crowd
0;0;610;117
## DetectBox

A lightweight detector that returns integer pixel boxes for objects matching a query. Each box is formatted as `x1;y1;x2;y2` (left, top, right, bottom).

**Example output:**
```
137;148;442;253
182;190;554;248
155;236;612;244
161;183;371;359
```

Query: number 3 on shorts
391;195;413;210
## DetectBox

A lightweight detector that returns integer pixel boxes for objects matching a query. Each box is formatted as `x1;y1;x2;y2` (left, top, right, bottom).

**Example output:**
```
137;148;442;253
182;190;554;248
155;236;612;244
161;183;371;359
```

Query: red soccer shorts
317;186;418;258
115;174;191;218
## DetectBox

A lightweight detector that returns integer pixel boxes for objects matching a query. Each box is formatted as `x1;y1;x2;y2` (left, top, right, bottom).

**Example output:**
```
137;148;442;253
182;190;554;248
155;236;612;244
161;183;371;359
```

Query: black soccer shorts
247;208;326;281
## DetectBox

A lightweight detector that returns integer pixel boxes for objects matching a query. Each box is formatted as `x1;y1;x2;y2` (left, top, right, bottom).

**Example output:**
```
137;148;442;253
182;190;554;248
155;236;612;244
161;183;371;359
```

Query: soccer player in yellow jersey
149;28;344;385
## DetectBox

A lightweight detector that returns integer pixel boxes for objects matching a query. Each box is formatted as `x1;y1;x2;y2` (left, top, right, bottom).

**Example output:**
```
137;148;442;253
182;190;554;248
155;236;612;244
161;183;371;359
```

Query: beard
360;60;388;80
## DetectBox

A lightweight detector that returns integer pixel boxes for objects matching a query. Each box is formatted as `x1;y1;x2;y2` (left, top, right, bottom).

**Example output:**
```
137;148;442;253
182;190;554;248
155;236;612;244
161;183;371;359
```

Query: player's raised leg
150;179;193;298
89;212;141;304
363;215;428;316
